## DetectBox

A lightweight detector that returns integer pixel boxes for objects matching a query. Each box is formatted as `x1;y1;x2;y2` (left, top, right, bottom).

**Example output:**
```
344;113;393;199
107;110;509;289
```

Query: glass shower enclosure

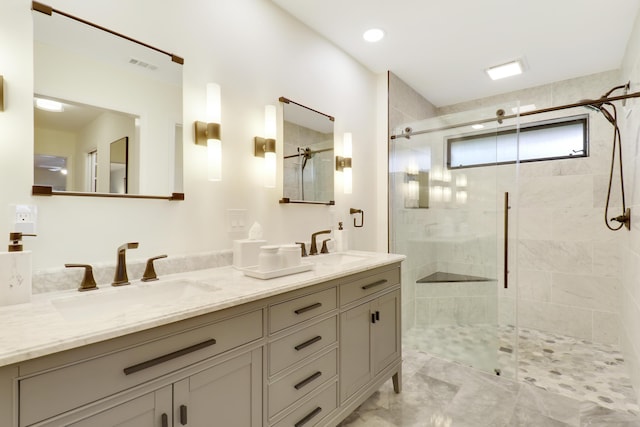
390;103;521;379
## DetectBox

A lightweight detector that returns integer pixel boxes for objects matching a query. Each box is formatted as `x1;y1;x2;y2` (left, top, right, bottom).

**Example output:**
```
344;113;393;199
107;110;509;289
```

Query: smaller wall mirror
280;97;335;205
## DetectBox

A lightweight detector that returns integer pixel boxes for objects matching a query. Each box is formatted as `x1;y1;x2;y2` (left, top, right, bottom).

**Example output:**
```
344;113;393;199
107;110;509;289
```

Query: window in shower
447;114;588;169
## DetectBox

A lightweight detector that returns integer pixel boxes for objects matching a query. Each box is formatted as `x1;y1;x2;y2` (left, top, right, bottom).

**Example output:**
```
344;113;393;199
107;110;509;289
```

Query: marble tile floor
337;350;640;427
402;325;640;415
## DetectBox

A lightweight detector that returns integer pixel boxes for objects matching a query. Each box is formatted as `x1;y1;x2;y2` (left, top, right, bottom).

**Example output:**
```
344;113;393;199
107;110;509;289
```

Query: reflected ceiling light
363;28;384;43
486;60;523;80
472;124;484;130
35;98;64;112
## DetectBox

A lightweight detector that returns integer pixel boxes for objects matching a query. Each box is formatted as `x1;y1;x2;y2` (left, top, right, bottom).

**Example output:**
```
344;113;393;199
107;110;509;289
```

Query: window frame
446;114;589;170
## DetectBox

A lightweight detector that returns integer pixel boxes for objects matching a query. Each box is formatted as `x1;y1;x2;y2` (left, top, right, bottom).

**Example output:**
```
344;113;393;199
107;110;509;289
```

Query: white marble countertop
0;251;404;368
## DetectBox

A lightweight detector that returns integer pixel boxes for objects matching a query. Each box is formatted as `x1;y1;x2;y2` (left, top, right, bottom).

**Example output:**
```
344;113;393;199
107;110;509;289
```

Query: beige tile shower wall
440;70;624;345
388;72;438;333
620;9;640;403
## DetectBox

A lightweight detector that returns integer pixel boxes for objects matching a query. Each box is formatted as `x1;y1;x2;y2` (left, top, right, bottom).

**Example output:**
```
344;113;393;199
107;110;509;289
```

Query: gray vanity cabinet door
339;301;372;402
372;290;400;376
173;348;262;427
68;385;172;427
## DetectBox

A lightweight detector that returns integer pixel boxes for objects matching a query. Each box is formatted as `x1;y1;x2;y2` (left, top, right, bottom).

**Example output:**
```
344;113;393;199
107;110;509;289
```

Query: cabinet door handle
123;339;216;375
180;404;188;425
371;313;376;324
161;413;168;427
294;302;322;315
295;406;322;427
375;310;380;321
294;335;322;351
361;279;387;290
294;371;322;390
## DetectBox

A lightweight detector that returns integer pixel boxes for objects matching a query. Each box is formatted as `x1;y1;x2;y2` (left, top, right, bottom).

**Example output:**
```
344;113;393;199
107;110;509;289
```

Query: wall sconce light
254;105;277;188
336;132;353;194
0;75;4;112
195;83;222;181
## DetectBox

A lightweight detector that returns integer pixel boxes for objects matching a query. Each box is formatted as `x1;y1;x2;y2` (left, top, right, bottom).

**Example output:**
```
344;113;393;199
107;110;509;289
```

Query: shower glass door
390;103;520;379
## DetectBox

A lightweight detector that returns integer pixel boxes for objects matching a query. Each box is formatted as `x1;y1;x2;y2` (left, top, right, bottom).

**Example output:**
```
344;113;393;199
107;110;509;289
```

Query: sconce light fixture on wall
336;132;353;194
254;105;277;188
195;83;222;181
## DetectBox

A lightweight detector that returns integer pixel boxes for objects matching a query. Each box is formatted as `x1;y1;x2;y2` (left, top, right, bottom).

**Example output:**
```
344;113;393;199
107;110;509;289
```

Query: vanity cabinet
18;307;264;427
4;259;403;427
339;269;401;403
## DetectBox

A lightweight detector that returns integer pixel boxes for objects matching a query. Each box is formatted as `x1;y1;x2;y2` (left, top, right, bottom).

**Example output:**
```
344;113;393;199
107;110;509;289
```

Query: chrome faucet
309;230;331;255
112;242;139;286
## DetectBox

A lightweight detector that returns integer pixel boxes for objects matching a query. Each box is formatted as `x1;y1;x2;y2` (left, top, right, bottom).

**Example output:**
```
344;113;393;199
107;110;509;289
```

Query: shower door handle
504;192;509;289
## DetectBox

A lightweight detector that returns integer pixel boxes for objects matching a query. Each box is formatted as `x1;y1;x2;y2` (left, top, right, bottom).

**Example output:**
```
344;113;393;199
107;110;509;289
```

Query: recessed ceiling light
486;60;523;81
35;98;64;112
363;28;384;43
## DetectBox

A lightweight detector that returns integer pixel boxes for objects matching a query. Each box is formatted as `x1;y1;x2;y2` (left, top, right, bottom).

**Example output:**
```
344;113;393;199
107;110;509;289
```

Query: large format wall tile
552;273;619;312
518;240;592;273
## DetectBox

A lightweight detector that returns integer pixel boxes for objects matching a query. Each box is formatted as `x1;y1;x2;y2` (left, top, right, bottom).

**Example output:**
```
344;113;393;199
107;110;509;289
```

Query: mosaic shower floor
403;325;640;415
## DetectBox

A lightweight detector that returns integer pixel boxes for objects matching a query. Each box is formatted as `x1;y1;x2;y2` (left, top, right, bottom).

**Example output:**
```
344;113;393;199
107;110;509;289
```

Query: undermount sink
51;279;217;322
310;252;371;266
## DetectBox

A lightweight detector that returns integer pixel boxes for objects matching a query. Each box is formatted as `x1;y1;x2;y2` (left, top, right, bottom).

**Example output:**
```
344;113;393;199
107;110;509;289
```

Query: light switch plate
227;209;247;233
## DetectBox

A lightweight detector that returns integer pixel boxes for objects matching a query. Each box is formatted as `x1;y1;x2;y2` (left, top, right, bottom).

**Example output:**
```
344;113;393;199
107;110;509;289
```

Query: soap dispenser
0;232;35;306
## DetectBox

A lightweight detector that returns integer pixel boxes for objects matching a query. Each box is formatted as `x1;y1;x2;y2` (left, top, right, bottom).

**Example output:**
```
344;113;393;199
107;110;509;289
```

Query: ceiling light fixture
363;28;384;43
486;60;523;81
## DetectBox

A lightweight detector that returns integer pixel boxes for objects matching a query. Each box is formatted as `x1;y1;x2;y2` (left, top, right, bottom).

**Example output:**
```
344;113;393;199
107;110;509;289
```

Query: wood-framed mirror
279;97;335;205
31;1;184;200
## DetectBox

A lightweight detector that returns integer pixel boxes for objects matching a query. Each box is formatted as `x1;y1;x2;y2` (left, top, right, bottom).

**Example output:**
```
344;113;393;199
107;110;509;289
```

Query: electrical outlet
11;204;37;234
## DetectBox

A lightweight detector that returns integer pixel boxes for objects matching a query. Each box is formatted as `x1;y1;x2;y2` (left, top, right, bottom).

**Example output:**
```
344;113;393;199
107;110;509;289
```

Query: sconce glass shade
255;105;277;188
203;83;222;181
341;132;353;194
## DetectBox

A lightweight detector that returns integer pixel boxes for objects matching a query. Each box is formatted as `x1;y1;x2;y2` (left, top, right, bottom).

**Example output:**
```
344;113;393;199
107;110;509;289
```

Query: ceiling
271;0;640;107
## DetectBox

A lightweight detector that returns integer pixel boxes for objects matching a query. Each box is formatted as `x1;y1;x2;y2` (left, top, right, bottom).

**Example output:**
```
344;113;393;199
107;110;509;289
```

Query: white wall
0;0;383;270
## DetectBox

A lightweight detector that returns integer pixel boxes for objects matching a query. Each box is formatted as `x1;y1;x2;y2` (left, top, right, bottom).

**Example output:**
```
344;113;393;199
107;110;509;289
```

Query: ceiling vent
128;58;158;71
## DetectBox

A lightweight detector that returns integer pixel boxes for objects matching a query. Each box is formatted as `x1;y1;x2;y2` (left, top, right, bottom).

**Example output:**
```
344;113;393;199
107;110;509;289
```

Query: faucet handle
65;264;98;292
295;242;307;257
141;255;168;282
321;239;331;254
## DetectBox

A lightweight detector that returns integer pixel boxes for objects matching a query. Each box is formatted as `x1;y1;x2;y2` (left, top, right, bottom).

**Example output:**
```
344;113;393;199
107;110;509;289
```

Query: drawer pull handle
295;406;322;427
161;413;168;427
376;310;380;321
180;404;188;425
294;302;322;315
123;339;216;375
295;335;322;351
294;371;322;390
371;313;376;324
361;279;387;290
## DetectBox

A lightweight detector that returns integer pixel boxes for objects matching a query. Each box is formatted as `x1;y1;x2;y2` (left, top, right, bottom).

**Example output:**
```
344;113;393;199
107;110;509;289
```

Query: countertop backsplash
32;250;234;294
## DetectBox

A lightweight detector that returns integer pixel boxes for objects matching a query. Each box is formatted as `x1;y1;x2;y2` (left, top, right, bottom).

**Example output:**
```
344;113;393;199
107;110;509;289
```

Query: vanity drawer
268;349;337;417
19;309;263;427
269;316;337;376
269;287;336;334
340;267;400;306
272;382;337;427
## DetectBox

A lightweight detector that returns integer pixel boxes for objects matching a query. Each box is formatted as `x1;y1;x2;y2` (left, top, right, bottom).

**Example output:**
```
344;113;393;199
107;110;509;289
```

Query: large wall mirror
280;97;335;205
32;2;184;199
